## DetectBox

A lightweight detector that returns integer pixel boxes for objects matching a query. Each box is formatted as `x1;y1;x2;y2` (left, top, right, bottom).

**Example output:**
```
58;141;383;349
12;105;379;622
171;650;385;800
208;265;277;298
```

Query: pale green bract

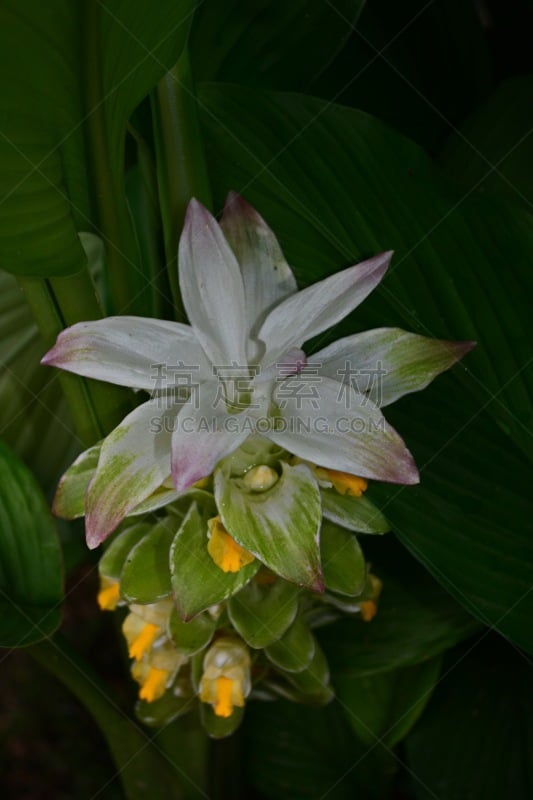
42;193;473;550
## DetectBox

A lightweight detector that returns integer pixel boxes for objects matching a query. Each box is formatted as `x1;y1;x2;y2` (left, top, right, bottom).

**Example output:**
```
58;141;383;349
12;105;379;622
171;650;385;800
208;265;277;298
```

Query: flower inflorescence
43;193;473;736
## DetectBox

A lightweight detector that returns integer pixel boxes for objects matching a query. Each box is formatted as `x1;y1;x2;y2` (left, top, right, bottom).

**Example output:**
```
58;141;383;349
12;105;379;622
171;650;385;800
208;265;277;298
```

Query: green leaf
0;2;88;277
0;440;63;646
335;656;442;747
405;636;533;800
440;76;533;209
283;641;333;700
52;444;101;519
0;270;78;492
214;461;322;590
265;617;316;673
170;504;260;620
227;579;300;649
167;608;216;656
311;0;491;152
319;538;479;677
321;521;366;596
321;489;390;534
190;0;365;90
372;384;533;653
0;1;194;279
243;698;395;800
120;517;175;603
98;521;151;580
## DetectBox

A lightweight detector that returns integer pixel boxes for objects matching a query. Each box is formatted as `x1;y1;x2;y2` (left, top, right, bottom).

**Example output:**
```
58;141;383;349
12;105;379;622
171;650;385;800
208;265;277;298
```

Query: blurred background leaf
0;439;63;646
0;269;78;492
440;75;533;208
242;698;398;800
335;656;442;748
405;634;533;799
310;0;492;152
190;0;366;90
0;0;194;292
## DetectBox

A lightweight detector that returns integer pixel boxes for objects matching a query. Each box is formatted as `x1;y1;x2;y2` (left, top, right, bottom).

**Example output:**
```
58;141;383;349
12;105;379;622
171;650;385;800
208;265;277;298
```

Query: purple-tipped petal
258;251;392;370
315;328;476;407
41;316;209;389
221;192;298;337
268;376;419;485
178;198;247;368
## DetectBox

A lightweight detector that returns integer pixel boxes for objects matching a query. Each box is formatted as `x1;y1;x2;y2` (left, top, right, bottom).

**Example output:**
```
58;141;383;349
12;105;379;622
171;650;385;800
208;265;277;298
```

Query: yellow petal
213;676;235;718
139;666;169;702
323;469;368;497
207;517;255;573
129;622;160;661
97;581;120;611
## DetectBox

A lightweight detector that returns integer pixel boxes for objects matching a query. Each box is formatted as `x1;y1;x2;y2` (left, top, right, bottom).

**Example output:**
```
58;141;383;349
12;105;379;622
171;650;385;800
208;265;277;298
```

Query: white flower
42;194;473;548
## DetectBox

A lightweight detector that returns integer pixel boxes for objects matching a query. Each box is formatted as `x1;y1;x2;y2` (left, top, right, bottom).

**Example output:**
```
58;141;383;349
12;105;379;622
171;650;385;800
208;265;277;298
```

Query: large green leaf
0;1;194;279
440;75;533;209
335;656;442;747
243;698;396;800
0;440;63;646
190;0;365;90
0;3;88;276
405;635;533;800
371;382;533;653
310;0;492;152
198;84;533;647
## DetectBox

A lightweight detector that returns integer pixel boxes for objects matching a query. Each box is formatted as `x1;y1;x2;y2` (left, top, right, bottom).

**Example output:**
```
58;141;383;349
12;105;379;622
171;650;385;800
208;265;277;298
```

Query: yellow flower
207;516;255;573
316;467;368;497
199;638;251;718
132;641;188;703
97;576;121;611
292;457;368;497
122;598;174;661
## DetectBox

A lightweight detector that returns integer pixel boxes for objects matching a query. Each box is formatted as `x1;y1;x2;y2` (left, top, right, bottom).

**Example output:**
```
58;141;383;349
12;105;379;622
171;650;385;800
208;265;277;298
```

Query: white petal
85;397;179;547
220;192;297;338
178;199;247;367
171;379;250;491
267;376;418;485
41;316;210;389
257;252;392;369
315;328;475;406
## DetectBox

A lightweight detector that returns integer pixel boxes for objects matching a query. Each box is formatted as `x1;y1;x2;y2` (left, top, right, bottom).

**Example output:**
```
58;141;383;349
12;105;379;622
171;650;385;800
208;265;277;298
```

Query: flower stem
28;634;204;800
83;0;146;315
151;48;213;321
